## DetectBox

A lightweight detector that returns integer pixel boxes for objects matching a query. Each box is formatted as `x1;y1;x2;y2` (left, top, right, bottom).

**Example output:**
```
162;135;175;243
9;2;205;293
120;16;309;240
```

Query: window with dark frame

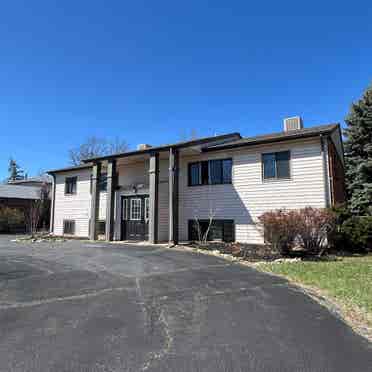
262;151;290;180
65;176;77;195
90;173;108;193
188;219;234;242
99;173;107;192
63;220;75;235
188;158;232;186
97;220;106;235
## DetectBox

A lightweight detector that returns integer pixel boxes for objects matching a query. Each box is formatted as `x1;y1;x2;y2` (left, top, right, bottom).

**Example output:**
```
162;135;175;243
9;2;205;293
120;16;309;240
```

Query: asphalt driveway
0;237;371;372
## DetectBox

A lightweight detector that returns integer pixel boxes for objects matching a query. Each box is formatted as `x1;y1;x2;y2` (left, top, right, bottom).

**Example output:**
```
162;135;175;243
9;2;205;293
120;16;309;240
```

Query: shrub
339;216;372;252
330;205;372;252
258;209;299;255
0;206;25;233
259;207;336;256
295;207;336;256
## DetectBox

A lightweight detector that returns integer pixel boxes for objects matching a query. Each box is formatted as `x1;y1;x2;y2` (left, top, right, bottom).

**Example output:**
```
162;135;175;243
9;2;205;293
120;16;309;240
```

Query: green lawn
259;255;372;326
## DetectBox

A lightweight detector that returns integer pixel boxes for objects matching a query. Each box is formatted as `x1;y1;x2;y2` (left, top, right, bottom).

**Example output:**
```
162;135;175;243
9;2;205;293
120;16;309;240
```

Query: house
47;118;345;244
8;175;52;188
0;183;49;233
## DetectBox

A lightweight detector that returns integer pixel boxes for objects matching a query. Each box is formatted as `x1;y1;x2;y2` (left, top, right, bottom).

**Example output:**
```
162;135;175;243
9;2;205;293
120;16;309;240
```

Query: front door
121;195;149;241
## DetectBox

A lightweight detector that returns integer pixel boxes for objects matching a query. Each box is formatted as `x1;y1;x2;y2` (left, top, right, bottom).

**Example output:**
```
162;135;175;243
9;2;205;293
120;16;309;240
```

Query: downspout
320;134;332;208
50;173;56;234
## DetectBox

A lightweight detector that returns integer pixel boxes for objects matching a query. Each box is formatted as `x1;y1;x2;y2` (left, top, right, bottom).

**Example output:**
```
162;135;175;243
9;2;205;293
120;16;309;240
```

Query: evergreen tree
344;83;372;215
8;158;25;182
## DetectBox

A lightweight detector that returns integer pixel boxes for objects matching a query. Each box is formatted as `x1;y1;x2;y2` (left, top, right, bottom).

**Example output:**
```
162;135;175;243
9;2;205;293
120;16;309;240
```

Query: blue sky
0;1;371;180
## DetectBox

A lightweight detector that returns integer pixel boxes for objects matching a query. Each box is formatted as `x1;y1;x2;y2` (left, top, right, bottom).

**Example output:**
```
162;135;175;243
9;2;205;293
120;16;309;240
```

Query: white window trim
130;198;141;221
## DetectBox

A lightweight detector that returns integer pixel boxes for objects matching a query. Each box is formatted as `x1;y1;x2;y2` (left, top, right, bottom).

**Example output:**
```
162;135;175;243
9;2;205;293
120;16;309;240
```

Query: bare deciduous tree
25;183;50;236
194;207;217;245
69;136;128;165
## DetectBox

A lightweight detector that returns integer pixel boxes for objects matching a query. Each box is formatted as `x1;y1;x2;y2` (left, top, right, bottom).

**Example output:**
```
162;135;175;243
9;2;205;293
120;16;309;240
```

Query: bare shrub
295;207;336;256
259;207;336;257
258;209;298;255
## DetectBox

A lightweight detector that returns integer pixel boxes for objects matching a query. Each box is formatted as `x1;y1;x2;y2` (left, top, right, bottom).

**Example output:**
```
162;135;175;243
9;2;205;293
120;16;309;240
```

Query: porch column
149;152;159;243
105;159;117;241
168;148;179;245
89;162;101;240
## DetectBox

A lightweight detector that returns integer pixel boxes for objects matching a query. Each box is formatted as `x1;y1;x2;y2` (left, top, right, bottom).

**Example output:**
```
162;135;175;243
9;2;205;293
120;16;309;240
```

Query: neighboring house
9;175;52;188
0;184;46;233
48;118;345;244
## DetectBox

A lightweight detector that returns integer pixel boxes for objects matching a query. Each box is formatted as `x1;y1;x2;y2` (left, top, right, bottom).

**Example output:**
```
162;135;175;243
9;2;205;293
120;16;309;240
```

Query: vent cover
137;144;152;150
283;116;303;131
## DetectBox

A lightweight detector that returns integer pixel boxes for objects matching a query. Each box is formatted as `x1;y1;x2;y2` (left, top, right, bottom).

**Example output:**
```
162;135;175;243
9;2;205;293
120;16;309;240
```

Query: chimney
283;116;303;132
137;144;152;151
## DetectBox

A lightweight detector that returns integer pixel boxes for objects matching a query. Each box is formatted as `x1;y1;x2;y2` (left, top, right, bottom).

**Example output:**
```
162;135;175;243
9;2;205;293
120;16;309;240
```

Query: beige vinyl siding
54;168;92;237
158;159;169;242
178;138;326;244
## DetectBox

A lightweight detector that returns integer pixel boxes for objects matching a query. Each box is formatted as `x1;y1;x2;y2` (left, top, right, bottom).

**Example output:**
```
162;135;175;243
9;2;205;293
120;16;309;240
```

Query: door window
145;197;150;221
130;198;141;220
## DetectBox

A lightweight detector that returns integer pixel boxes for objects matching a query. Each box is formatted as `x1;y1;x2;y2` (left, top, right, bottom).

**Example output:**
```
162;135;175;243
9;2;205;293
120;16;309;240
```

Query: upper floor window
65;176;77;195
99;173;107;192
90;172;108;193
262;151;290;180
188;158;232;186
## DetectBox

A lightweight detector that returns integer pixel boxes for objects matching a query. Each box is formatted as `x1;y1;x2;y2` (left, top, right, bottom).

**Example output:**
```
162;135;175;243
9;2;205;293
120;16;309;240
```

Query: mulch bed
187;242;283;261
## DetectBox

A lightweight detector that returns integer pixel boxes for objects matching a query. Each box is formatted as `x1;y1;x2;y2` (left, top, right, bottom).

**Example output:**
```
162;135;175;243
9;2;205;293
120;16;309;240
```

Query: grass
259;255;372;333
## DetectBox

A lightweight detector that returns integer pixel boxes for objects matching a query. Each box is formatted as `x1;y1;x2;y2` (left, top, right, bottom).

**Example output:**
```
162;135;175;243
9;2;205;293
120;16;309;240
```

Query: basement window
63;220;75;235
188;219;235;242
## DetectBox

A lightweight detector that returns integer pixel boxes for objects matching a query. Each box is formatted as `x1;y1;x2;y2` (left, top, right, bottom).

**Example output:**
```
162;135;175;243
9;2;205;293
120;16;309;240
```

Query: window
189;162;200;186
130;198;141;220
188;219;234;242
99;173;107;192
123;199;130;220
262;151;290;180
65;177;77;195
145;197;150;221
188;158;232;186
63;220;75;235
90;173;107;193
97;220;106;235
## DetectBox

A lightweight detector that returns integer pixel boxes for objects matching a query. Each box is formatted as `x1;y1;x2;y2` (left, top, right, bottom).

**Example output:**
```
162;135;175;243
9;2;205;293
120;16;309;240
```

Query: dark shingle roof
203;123;340;152
81;133;241;163
9;175;52;185
47;163;93;175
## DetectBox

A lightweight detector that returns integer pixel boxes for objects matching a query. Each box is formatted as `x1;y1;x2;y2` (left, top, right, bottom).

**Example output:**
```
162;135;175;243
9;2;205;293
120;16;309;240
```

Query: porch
89;148;180;244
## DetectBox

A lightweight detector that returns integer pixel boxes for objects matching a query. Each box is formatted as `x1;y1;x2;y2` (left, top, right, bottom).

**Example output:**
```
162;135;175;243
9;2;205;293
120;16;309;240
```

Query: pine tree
8;158;25;182
344;83;372;215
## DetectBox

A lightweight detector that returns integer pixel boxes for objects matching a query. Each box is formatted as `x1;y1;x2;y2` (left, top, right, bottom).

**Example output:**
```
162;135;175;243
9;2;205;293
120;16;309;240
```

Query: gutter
50;174;56;234
320;134;332;208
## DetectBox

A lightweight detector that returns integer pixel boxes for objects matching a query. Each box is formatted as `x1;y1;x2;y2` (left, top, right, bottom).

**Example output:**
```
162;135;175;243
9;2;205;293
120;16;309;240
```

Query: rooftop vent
137;144;152;151
283;116;303;132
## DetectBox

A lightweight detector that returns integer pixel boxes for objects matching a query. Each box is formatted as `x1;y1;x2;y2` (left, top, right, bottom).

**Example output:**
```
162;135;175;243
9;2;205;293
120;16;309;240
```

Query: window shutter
201;161;209;185
222;220;234;242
